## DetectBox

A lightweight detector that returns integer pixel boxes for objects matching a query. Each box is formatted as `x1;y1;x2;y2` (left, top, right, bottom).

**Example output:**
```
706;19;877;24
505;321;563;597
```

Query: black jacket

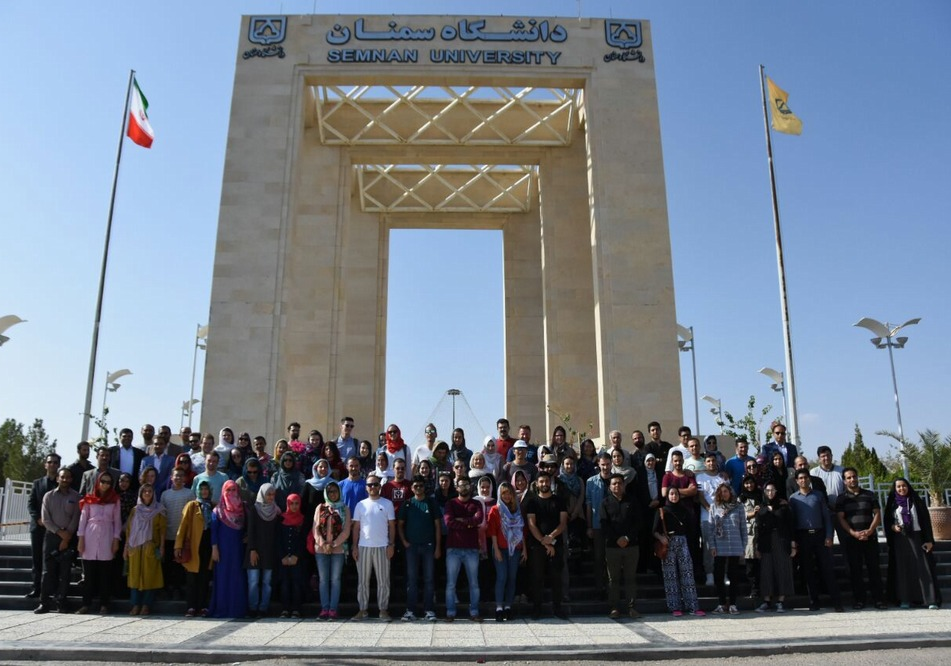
600;492;641;547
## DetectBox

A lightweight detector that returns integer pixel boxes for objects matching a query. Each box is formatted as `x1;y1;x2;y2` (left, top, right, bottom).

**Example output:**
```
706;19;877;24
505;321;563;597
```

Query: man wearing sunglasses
351;474;395;621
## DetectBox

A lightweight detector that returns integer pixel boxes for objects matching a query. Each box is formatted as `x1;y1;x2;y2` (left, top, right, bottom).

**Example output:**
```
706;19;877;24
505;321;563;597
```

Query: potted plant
880;429;951;540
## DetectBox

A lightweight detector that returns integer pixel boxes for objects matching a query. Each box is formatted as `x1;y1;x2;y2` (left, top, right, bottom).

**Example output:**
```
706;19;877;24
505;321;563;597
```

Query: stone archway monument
202;14;682;442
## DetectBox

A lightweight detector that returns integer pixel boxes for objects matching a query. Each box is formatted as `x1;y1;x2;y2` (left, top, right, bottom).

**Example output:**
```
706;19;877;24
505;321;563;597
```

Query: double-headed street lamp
759;366;787;425
854;317;920;479
701;395;723;434
677;324;700;436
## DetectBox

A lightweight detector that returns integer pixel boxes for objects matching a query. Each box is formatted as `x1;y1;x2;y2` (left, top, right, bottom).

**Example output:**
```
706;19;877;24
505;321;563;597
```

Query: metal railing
0;479;32;541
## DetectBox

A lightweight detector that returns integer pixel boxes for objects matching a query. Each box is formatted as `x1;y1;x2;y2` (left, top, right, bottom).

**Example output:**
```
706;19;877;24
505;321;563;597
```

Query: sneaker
712;605;725;614
185;608;197;618
689;610;706;617
756;602;770;613
379;610;391;622
705;574;714;587
424;611;437;622
775;602;786;613
470;614;483;622
495;609;504;622
445;615;455;622
401;610;416;622
352;609;369;621
900;603;910;609
729;605;739;615
291;611;301;619
502;608;512;621
929;604;939;610
327;610;338;621
317;610;329;621
629;609;642;619
672;610;683;617
608;609;622;619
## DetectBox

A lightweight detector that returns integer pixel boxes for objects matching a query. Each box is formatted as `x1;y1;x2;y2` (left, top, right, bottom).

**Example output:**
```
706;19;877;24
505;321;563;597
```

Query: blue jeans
130;588;155;607
445;548;480;617
405;542;436;614
316;552;344;611
493;547;520;607
247;568;273;611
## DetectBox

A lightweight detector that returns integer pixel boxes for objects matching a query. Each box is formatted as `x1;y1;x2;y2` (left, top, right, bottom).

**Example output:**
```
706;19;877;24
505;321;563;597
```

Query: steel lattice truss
357;164;535;213
313;85;581;146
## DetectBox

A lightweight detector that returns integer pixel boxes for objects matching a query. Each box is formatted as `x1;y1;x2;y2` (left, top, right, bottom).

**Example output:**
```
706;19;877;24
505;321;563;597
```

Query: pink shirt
78;501;122;561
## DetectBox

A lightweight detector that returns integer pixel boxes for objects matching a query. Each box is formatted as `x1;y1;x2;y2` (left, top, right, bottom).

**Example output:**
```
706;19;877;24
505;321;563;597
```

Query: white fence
0;479;32;541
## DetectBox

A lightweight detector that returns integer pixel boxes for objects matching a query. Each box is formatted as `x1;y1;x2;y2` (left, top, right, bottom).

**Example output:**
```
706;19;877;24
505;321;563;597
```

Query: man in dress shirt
26;454;60;599
140;432;174;499
34;469;80;614
109;428;145;491
789;469;842;612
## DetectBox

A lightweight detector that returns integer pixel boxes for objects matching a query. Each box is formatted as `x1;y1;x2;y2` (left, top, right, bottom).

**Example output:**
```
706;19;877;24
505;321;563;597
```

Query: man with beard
600;473;642;619
835;467;887;610
585;453;613;594
443;477;484;622
524;472;568;619
351;474;396;621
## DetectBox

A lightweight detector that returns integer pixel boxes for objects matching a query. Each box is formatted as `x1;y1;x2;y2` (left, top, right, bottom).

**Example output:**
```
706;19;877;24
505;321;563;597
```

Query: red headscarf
214;480;245;530
385;425;405;455
174;453;196;486
281;493;304;527
80;471;119;510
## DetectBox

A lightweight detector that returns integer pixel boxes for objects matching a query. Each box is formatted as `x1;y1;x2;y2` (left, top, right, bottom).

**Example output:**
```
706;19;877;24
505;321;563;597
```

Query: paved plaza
0;607;948;662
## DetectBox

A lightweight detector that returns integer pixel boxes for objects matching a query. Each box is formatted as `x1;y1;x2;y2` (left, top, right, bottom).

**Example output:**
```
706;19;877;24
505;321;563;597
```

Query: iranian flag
126;77;154;148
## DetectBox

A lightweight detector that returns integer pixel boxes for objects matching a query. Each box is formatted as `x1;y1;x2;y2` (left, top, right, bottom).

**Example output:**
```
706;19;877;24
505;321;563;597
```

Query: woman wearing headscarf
113;472;137;599
654;487;704;616
383;424;412;470
124;483;167;616
223;447;246;482
303;459;333;522
430;440;452;474
708;484;747;614
76;471;122;614
299;430;323;479
246;483;281;618
738;474;762;599
762;451;789;501
356;440;375;478
277;493;306;618
577;438;599;482
611;448;637;489
559;456;586;553
481;436;503;482
272;451;304;511
511;469;530;505
175;480;214;617
235;457;265;504
884;478;941;609
171;453;197;489
264;439;289;481
322;441;349;480
216;427;236;456
756;482;795;612
313;481;350;620
209;480;248;618
416;459;436;497
487;481;526;622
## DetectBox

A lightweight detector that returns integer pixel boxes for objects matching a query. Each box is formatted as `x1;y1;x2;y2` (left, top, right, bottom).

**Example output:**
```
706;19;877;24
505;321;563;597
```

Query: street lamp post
0;315;26;347
701;395;723;434
101;369;132;441
447;389;461;430
677;324;700;436
758;366;787;425
189;324;209;428
854;317;920;479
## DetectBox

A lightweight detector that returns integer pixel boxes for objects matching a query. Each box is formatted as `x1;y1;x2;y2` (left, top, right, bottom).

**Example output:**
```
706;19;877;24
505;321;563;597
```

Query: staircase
1;539;948;616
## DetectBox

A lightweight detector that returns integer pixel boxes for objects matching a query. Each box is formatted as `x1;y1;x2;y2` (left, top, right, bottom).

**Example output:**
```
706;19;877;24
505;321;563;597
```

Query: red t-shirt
381;479;412;514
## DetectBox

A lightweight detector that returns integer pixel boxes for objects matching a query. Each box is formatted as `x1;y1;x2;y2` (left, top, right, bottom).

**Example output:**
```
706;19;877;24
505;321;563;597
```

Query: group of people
25;417;942;621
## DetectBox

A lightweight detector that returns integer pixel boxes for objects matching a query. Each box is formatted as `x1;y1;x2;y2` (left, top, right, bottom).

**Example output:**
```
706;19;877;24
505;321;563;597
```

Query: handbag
653;509;669;560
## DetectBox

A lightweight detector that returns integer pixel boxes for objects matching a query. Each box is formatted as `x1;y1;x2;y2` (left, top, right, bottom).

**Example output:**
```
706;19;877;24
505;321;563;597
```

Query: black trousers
185;529;212;611
528;543;564;614
796;530;840;607
714;556;743;605
41;533;76;605
843;536;883;604
29;527;45;591
81;559;113;606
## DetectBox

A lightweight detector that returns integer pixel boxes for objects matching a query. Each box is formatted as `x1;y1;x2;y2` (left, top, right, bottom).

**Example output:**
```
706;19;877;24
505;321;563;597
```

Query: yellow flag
766;77;802;135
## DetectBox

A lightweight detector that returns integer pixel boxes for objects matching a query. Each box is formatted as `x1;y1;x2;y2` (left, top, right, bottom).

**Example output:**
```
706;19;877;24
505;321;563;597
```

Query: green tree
718;395;773;453
0;418;58;483
840;424;891;482
879;429;951;506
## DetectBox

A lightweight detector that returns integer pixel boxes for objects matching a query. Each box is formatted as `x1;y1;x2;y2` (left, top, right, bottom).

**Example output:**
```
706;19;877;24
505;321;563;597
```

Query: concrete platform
0;606;948;663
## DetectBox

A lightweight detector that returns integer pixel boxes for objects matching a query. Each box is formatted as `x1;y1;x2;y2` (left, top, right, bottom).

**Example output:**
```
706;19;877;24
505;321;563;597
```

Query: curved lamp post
102;369;132;438
701;395;723;434
758;366;787;425
854;316;920;479
0;315;26;346
677;323;700;435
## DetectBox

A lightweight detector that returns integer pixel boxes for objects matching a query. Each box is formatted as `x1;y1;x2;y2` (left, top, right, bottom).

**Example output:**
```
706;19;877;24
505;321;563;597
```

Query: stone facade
202;14;682;444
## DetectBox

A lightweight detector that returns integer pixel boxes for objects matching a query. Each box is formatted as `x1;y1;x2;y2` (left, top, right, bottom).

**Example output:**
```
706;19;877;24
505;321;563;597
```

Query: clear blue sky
2;1;949;465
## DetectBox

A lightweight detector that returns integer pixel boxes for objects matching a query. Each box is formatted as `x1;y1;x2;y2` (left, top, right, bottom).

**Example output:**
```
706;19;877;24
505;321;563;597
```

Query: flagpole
759;64;801;451
81;69;135;443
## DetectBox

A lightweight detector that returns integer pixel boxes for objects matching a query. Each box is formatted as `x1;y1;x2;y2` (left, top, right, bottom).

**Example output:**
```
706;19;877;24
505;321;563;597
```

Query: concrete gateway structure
201;14;682;442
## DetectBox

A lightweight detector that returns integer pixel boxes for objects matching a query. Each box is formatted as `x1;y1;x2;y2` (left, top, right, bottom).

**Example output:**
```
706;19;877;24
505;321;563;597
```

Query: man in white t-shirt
695;453;727;585
412;423;438;473
664;426;693;472
351;474;396;621
683;437;706;472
